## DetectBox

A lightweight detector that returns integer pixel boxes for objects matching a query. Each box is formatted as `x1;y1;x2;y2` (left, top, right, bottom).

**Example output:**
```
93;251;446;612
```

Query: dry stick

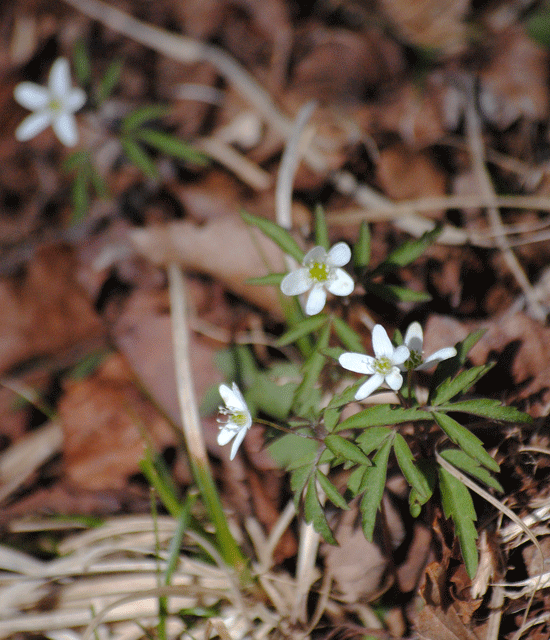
464;87;547;322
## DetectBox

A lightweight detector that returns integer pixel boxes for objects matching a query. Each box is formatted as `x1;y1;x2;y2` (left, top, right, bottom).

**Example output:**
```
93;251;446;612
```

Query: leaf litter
1;0;550;638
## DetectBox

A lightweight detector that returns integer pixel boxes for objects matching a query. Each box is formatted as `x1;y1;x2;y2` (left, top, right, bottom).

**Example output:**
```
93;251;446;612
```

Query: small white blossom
14;57;86;147
339;324;410;401
400;321;457;371
217;383;252;460
280;242;354;315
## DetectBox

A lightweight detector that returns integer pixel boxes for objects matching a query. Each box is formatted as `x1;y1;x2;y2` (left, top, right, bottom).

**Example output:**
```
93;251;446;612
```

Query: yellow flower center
308;261;329;282
405;350;423;370
231;411;248;427
374;356;392;375
49;98;62;112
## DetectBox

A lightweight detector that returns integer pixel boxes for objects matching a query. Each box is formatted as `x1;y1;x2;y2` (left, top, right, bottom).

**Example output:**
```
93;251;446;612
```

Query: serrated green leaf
365;282;432;303
73;39;91;86
432;411;499;473
293;321;330;416
332;316;364;353
241;211;304;263
290;463;313;510
97;58;124;104
526;9;550;47
123;105;171;132
325;382;360;409
437;399;532;424
354;221;370;269
347;464;369;495
393;434;432;503
323;406;341;432
430;363;494;405
277;314;329;347
247;273;286;286
338;405;432;431
122;137;159;178
430;329;487;391
356;426;393;456
325;434;372;465
314;204;329;250
316;470;349;510
137;129;208;166
438;466;478;578
360;436;393;541
440;449;503;492
247;374;297;421
304;476;337;544
371;227;442;274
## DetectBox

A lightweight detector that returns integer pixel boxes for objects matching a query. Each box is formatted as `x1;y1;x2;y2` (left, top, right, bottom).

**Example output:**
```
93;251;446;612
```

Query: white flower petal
404;321;423;353
417;347;457;370
230;425;248;460
327;242;351;267
14;82;50;110
65;87;87;112
52;112;79;146
219;383;246;411
327;268;354;296
217;427;236;446
385;368;404;391
355;373;384;400
281;268;312;296
49;58;72;98
15;111;52;141
305;285;327;315
371;324;394;359
392;345;410;366
303;245;327;265
339;352;374;374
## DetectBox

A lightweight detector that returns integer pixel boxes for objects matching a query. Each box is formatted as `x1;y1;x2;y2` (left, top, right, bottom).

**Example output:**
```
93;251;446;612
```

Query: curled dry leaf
59;352;176;491
379;0;470;56
130;215;287;318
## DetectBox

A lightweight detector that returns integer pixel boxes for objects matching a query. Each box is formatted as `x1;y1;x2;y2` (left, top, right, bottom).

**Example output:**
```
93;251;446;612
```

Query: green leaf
347;465;369;495
321;346;346;362
122;105;171;132
325;434;372;465
338;405;432;431
293;321;330;416
71;168;89;223
365;282;432;303
430;363;494;405
353;221;370;269
122;137;159;178
430;329;487;391
438;466;478;578
408;459;436;517
247;273;286;286
97;58;124;103
277;314;329;347
304;476;337;545
136;128;208;165
90;166;108;199
356;426;393;456
72;39;91;86
316;470;349;510
360;435;393;541
526;8;550;47
241;211;304;263
323;406;341;432
332;316;364;353
437;399;532;424
290;463;314;510
371;226;442;274
432;412;500;473
314;204;329;250
63;149;90;172
270;433;318;469
393;434;432;504
247;374;297;421
325;382;361;409
440;449;503;492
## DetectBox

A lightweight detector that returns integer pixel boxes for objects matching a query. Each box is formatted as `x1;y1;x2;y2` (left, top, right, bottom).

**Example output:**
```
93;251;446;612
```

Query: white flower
14;57;86;147
339;324;410;401
400;321;457;371
217;383;252;460
280;242;354;315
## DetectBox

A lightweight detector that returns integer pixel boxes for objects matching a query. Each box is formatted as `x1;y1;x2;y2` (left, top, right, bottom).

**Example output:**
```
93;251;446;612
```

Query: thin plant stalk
167;263;246;572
